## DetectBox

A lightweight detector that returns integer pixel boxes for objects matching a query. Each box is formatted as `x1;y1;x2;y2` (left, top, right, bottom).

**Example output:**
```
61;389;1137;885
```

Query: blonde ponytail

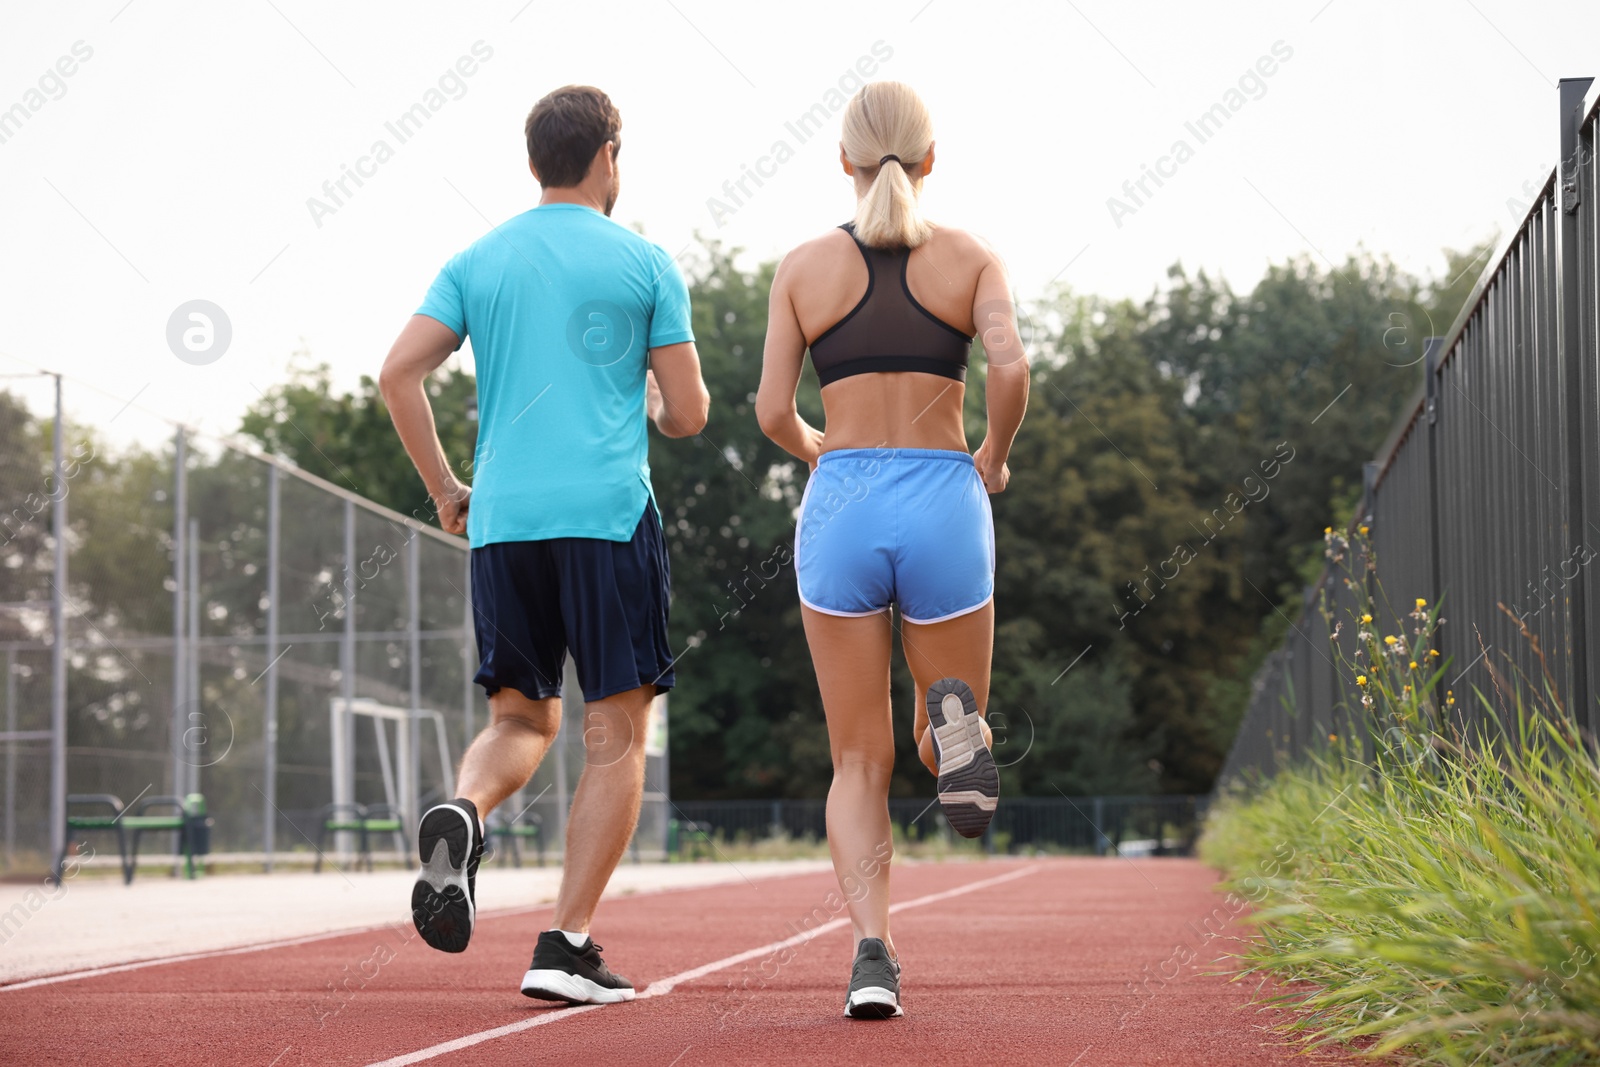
841;82;933;249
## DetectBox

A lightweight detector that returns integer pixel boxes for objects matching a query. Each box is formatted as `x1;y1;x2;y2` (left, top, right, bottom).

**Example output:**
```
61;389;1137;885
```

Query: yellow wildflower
1356;675;1368;686
1384;635;1397;645
1361;613;1373;624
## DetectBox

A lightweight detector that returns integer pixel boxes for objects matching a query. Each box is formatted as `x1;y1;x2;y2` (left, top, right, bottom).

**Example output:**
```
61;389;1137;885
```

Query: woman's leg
801;604;898;953
902;602;995;775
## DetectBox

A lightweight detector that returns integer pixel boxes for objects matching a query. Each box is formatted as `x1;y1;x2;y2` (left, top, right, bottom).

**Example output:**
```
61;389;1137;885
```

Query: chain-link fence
0;369;669;874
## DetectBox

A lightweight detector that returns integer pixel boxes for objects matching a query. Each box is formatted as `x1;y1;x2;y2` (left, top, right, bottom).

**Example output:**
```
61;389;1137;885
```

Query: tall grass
1203;532;1600;1064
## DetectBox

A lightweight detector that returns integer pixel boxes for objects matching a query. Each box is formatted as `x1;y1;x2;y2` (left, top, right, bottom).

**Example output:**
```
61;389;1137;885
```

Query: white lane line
364;865;1040;1067
0;878;753;993
0;925;407;993
0;891;662;993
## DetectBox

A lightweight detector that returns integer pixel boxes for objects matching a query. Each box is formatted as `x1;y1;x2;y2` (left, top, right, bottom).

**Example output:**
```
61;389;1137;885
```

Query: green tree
239;354;478;520
226;240;1462;799
992;295;1251;793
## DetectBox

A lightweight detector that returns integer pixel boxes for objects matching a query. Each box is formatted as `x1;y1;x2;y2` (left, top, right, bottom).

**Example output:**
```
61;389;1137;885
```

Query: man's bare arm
378;314;470;534
648;340;710;438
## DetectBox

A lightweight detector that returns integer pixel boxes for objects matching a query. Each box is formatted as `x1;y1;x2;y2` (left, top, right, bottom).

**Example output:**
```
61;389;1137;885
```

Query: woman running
755;81;1029;1019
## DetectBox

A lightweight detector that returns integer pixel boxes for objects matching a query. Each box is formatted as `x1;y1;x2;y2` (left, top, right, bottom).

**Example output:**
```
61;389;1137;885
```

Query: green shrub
1203;532;1600;1064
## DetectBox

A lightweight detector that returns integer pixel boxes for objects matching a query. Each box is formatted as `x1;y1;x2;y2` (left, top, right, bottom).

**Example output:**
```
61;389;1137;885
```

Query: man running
379;84;708;1005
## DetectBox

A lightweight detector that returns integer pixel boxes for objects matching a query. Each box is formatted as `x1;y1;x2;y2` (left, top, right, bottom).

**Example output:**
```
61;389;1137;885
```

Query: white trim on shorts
798;592;888;618
899;593;994;626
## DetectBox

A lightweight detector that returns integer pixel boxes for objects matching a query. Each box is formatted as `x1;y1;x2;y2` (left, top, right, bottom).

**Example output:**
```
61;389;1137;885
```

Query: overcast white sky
2;0;1596;443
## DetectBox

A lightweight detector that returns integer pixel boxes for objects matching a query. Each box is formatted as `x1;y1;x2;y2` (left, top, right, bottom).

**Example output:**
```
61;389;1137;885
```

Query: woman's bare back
779;224;997;453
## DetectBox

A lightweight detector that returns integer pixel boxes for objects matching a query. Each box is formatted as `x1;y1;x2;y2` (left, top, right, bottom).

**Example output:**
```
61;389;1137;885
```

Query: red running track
1;857;1373;1066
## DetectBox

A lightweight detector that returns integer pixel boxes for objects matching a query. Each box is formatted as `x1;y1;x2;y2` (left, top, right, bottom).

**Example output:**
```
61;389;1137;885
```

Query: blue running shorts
795;448;994;624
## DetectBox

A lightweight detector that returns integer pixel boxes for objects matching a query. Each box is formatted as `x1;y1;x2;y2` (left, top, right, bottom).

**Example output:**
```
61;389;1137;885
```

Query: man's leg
521;503;667;1004
456;689;562;817
417;533;575;955
550;683;655;933
413;688;559;955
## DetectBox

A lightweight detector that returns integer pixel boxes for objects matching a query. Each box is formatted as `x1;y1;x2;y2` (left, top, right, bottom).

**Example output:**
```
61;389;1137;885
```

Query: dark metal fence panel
1432;183;1569;734
1576;82;1600;744
1219;645;1286;784
1220;80;1600;781
1327;552;1368;759
667;796;1208;856
1290;613;1315;755
1306;599;1335;749
1372;415;1431;634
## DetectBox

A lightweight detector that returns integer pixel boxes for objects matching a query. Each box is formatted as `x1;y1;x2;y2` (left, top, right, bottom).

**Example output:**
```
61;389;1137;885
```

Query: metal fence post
1361;461;1381;752
171;426;187;799
4;649;14;867
338;498;357;856
406;527;421;828
48;373;67;875
187;517;201;799
263;464;280;871
1559;76;1596;727
1423;338;1445;616
1362;460;1379;603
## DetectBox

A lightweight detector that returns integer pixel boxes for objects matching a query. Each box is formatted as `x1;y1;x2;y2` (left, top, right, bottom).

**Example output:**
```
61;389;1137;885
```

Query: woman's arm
970;251;1030;494
755;253;826;466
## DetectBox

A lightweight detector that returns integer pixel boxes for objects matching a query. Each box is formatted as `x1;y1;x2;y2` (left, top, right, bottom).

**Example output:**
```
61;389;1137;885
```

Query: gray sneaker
844;937;903;1019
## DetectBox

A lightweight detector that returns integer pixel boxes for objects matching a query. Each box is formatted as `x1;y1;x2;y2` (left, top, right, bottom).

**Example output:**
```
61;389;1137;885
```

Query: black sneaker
521;930;637;1004
844;937;903;1019
411;798;483;953
927;677;999;838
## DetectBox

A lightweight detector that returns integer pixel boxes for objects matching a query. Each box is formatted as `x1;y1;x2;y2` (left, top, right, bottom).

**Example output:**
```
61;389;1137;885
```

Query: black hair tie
878;154;902;167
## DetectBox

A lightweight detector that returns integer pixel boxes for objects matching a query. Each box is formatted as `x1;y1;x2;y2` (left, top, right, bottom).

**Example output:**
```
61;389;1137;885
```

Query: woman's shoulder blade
780;227;862;275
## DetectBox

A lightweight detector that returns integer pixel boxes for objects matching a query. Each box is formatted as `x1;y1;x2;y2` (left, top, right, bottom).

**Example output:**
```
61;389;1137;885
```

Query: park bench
313;802;408;873
485;809;545;867
55;792;212;884
666;818;713;860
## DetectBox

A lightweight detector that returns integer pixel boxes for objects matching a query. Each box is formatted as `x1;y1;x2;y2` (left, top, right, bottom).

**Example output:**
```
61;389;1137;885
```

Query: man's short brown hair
524;85;621;188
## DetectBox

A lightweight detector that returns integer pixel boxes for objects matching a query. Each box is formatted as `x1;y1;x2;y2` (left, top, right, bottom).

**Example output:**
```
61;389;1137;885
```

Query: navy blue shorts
470;502;674;703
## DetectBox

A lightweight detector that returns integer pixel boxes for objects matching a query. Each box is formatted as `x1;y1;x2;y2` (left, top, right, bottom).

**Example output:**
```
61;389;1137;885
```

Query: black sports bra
807;223;973;387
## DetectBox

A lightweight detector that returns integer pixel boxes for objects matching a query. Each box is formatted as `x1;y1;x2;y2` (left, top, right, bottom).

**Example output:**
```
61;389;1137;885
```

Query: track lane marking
0;867;823;992
0;901;577;993
363;864;1040;1067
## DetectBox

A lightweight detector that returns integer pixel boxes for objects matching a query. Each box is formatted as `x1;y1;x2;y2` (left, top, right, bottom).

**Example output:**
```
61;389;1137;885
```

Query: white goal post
329;697;455;856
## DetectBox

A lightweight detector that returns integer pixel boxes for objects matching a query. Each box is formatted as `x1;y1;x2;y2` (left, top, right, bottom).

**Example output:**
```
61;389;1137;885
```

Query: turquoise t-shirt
417;204;694;547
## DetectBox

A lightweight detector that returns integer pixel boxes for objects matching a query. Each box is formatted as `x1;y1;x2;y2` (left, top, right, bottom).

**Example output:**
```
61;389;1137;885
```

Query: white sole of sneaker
927;678;1000;839
521;968;637;1004
412;803;477;953
845;986;904;1019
